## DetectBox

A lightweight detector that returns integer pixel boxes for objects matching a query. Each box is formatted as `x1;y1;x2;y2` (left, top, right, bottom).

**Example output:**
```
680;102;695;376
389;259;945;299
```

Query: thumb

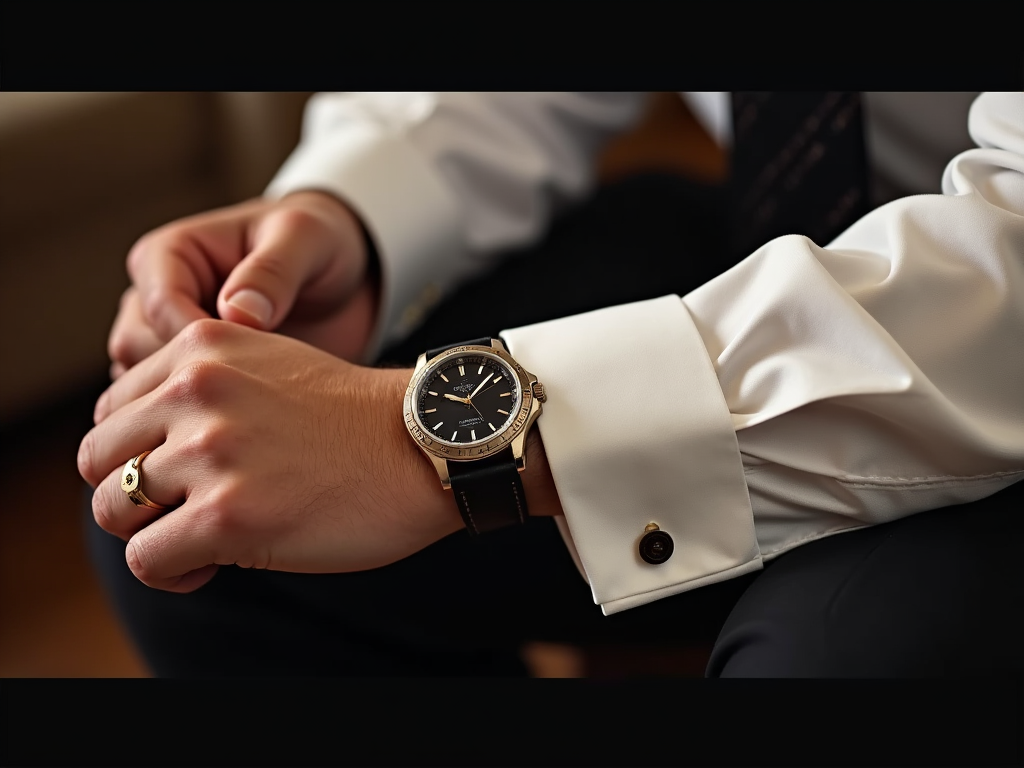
217;210;343;331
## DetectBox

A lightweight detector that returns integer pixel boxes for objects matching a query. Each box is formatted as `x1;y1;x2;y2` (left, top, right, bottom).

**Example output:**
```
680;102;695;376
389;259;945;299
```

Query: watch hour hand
443;393;470;404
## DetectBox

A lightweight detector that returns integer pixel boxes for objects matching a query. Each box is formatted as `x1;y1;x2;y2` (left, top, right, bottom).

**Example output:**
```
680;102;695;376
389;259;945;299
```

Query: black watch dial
415;354;520;446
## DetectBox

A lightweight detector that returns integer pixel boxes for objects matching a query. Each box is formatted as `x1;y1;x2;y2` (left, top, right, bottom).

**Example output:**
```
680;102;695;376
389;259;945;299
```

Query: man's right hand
107;190;379;378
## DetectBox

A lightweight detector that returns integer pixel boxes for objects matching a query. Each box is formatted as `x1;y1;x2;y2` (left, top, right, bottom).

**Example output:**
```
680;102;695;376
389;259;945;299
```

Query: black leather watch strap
447;447;528;535
425;337;493;361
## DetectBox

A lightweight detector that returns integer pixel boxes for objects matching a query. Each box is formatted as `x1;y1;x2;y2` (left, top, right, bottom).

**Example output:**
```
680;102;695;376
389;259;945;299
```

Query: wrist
382;365;563;535
521;428;563;518
382;369;563;543
377;367;464;539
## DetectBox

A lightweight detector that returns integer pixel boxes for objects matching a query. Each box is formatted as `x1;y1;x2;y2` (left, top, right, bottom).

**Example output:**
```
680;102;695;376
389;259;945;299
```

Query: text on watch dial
417;356;519;445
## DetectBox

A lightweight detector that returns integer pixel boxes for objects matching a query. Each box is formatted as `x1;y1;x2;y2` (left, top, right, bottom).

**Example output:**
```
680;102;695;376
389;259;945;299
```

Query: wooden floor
0;93;723;679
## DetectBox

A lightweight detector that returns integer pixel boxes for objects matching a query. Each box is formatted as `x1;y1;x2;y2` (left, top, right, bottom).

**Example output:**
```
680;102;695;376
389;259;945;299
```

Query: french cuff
265;127;467;363
502;295;761;616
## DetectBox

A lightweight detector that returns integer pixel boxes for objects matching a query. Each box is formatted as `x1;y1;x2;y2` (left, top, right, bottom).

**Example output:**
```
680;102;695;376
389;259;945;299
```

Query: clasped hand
79;320;459;592
79;190;465;592
106;191;378;378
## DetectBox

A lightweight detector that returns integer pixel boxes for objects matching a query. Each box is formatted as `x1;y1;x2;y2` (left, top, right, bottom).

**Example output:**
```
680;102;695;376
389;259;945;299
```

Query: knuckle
204;481;247;533
91;485;116;533
141;286;177;332
274;205;322;233
77;433;96;484
193;421;234;458
176;417;235;465
126;537;156;581
178;317;228;352
164;359;231;406
125;235;153;276
93;390;109;424
107;329;134;364
245;254;292;285
127;228;175;276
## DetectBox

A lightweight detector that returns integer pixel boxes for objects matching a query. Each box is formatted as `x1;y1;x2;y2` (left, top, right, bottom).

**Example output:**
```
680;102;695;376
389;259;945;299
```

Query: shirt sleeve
264;92;650;361
501;92;1024;615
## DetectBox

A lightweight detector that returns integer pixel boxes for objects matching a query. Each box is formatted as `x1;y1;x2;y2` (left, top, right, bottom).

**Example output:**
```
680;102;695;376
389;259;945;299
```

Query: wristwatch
403;337;546;536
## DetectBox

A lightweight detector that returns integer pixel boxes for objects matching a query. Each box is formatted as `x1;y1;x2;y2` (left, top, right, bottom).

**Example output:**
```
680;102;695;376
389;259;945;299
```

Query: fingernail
226;289;273;327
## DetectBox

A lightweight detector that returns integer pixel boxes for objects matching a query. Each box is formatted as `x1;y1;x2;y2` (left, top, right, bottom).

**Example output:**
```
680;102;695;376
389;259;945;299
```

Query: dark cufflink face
639;529;674;564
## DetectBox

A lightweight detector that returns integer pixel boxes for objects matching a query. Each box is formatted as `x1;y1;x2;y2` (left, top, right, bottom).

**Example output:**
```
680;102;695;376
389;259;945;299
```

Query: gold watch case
402;339;545;490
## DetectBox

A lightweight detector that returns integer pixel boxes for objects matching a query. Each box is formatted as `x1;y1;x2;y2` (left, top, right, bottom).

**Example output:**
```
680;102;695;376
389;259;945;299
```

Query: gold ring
120;450;168;510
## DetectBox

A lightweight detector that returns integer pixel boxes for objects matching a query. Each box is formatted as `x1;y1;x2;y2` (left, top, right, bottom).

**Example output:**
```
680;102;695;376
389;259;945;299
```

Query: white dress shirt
266;92;1024;615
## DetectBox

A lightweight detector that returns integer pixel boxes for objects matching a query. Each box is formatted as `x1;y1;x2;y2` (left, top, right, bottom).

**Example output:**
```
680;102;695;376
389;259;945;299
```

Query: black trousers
85;174;1023;677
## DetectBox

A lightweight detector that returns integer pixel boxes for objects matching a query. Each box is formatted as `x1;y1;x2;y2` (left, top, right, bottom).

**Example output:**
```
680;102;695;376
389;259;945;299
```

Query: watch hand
469;401;486;422
475;380;503;398
442;392;484;420
468;374;491;400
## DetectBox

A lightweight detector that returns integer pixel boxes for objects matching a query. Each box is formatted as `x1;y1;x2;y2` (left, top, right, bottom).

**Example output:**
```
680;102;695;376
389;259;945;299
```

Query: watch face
414;353;521;446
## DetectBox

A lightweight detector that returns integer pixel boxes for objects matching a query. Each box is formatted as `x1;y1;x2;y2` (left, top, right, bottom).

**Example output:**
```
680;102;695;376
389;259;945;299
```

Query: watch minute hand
468;374;491;400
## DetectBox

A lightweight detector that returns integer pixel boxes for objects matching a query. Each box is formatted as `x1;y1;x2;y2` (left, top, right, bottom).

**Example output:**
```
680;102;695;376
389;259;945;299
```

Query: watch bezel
403;342;540;464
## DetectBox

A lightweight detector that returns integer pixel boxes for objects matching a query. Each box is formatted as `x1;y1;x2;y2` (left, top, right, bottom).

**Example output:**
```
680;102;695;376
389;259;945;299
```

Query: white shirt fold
267;91;1024;614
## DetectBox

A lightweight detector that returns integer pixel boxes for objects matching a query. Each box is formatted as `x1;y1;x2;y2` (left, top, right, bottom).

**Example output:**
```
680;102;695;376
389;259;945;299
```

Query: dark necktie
729;91;870;261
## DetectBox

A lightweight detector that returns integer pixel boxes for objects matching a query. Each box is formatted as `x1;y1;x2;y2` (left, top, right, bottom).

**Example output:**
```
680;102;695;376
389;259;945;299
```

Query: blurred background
0;91;724;677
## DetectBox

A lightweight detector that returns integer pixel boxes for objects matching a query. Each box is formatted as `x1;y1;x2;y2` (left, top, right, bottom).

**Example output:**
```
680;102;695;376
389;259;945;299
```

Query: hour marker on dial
416;355;521;446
